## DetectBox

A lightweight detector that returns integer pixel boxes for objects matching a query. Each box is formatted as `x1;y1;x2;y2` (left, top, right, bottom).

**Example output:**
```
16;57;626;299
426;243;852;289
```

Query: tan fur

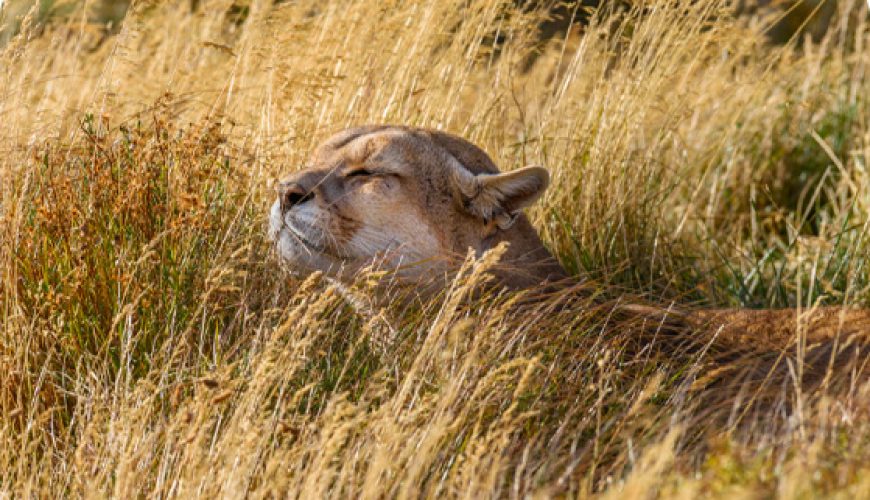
624;303;870;347
690;306;870;347
269;125;566;289
270;126;870;351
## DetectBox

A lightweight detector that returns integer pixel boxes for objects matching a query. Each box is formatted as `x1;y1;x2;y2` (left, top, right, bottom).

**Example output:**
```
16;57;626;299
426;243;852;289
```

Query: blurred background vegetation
0;0;854;48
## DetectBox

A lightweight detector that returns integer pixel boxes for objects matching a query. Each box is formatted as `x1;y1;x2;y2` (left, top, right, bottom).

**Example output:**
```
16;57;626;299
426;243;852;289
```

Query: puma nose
278;182;314;211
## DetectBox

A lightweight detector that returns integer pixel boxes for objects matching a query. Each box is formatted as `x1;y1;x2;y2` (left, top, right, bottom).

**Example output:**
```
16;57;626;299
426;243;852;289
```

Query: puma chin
268;125;567;289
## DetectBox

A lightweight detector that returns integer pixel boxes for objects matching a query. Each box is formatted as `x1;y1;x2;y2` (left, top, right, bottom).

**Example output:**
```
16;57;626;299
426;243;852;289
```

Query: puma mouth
283;222;326;253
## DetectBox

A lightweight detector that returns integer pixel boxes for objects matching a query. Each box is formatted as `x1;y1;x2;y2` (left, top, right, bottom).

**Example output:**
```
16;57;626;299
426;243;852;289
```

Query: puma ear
453;165;550;229
478;166;550;213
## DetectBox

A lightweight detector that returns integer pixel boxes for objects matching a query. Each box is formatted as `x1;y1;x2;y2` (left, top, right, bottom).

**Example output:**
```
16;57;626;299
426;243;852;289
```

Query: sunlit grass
1;0;869;497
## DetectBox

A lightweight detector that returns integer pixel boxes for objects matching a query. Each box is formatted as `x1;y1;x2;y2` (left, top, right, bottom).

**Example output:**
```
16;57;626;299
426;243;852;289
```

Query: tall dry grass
1;0;869;497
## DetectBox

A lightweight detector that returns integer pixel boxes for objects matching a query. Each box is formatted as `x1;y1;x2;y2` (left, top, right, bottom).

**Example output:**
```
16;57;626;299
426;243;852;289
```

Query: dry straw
1;0;869;497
